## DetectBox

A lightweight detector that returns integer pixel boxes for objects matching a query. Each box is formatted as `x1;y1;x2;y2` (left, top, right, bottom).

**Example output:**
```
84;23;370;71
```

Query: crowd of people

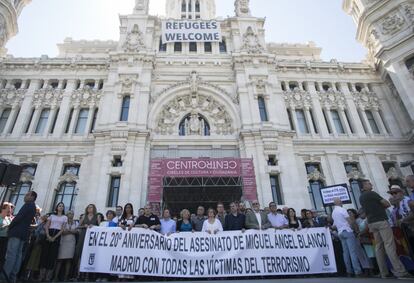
0;176;414;282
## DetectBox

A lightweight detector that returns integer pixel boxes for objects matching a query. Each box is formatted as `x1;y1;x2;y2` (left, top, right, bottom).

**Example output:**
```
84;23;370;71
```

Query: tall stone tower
165;0;216;19
343;0;414;125
0;0;31;56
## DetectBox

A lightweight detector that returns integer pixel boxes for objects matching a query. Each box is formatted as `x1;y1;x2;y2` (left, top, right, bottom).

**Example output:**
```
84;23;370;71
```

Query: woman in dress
39;202;68;281
287;208;302;230
176;209;193;232
75;204;100;281
54;211;78;281
202;208;223;234
25;215;47;281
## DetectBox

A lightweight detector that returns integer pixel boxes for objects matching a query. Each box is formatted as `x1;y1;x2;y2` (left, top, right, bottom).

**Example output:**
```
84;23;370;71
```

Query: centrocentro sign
162;20;222;43
165;159;239;176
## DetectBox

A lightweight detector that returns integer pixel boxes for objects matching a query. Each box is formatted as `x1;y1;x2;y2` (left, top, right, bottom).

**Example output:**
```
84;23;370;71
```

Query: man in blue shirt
2;190;37;283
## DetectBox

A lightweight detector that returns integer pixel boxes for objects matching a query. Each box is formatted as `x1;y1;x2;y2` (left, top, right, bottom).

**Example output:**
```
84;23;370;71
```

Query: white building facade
0;0;413;215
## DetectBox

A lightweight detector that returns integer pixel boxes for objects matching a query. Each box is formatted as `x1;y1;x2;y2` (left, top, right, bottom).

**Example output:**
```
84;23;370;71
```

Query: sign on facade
80;227;337;278
161;20;221;43
320;184;352;206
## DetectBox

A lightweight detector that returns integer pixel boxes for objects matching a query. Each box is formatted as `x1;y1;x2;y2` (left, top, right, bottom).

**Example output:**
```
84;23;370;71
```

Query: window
112;156;123;167
159;37;167;52
188;0;192;11
65;108;74;133
270;175;283;205
365;110;380;134
323;110;332;134
195;0;200;12
295;109;309;134
189;42;197;53
35;108;50;134
63;164;80;176
8;108;19;134
90;108;98;133
289;82;298;91
258;97;268;122
8;164;37;213
219;40;227;53
54;182;77;212
50;108;59;134
0;108;11;133
268;155;277;166
50;81;59;89
204;42;212;53
85;81;95;88
331;110;345;134
355;84;363;92
75;108;89;134
306;163;325;211
344;162;362;209
13;80;22;89
181;0;186;12
107;176;121;207
287;109;294;130
179;113;210;136
344;110;354;134
24;109;35;133
405;56;414;72
322;83;330;92
174;42;182;52
310;110;318;134
120;96;130;122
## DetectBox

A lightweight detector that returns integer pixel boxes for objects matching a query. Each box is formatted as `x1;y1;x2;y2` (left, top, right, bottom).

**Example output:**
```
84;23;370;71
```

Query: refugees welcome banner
161;20;221;43
80;227;337;278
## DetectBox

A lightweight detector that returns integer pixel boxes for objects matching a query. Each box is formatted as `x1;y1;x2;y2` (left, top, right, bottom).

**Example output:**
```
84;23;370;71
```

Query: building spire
134;0;149;15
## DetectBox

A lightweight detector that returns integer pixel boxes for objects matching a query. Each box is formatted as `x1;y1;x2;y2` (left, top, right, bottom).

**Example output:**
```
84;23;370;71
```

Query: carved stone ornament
58;171;79;184
241;27;264;54
235;0;250;17
386;167;401;180
0;16;6;48
283;88;312;109
352;89;380;110
20;171;34;183
346;168;365;180
381;14;405;35
118;74;138;96
33;86;64;108
307;168;325;182
0;88;26;107
404;5;414;23
123;24;145;52
155;93;234;136
71;86;102;108
319;88;346;109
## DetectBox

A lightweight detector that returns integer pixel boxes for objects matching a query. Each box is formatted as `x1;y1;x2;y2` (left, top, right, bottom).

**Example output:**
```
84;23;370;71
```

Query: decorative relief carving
318;88;346;109
71;86;102;108
20;171;34;183
0;88;26;107
347;168;365;180
307;169;325;182
352;89;380;110
155;93;234;136
283;88;312;109
0;16;6;48
235;0;250;17
33;87;63;108
123;24;145;52
58;171;79;184
404;5;414;23
117;74;139;97
381;14;405;35
241;27;264;54
386;167;401;180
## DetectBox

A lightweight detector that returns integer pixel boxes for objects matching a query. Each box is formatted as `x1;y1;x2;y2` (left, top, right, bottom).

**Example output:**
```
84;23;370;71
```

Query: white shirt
268;213;288;228
254;212;262;229
49;214;68;230
202;218;223;233
332;206;353;234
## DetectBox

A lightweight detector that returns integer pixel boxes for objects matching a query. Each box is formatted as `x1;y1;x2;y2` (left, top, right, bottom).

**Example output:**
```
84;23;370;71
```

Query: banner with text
80;227;337;278
162;20;221;43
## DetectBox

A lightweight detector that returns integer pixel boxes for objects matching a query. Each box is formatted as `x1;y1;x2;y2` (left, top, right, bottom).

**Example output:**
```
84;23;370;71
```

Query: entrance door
163;176;243;217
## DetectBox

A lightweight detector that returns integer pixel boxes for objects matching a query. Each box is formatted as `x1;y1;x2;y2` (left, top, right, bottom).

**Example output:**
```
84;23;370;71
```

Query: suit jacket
245;210;272;229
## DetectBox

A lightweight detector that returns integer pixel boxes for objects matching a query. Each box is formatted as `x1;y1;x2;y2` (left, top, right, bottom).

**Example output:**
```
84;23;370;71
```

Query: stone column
26;106;42;135
304;107;316;137
323;107;336;137
43;106;58;137
289;106;299;135
53;80;77;138
308;82;330;138
67;106;80;135
372;108;388;135
2;104;19;135
338;107;352;136
84;106;95;136
358;108;373;135
340;82;366;138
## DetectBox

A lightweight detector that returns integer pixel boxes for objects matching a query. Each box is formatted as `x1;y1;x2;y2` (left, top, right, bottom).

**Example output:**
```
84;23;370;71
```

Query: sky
6;0;367;62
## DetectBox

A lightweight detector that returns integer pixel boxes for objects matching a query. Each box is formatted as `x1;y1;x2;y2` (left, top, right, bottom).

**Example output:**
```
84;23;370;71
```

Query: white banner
161;20;221;43
320;183;352;206
80;227;336;278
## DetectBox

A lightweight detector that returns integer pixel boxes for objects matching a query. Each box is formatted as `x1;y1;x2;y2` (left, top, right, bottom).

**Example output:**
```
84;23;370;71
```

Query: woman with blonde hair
176;209;193;232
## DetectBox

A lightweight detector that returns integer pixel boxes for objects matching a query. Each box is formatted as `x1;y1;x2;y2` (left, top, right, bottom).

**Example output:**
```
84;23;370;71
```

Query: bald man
331;198;362;277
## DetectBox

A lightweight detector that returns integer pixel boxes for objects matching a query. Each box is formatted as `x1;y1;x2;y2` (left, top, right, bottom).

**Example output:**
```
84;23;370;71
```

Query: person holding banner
287;208;302;230
268;202;288;230
202;208;223;234
331;198;363;277
360;180;412;279
119;203;137;231
245;200;271;230
160;209;176;235
177;209;193;232
224;202;245;231
136;205;161;231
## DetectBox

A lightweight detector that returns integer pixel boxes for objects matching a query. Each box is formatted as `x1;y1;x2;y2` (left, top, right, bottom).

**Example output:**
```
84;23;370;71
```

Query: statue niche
179;112;210;136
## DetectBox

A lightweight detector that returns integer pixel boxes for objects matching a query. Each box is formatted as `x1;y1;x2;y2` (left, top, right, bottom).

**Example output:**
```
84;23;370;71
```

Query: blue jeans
2;237;25;283
339;231;362;275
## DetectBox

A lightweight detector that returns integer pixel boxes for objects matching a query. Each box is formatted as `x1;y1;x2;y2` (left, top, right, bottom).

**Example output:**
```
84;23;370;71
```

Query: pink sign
147;158;258;203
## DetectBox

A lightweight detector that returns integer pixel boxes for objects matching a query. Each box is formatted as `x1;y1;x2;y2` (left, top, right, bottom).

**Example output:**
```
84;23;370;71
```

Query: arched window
181;0;186;12
120;96;130;122
54;182;77;211
195;0;200;12
179;113;210;136
9;183;31;213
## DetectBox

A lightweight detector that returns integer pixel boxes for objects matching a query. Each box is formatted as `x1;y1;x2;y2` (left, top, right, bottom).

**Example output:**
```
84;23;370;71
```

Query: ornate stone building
0;0;413;215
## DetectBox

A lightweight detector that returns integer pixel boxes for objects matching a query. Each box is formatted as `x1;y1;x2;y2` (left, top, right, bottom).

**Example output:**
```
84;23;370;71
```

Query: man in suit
245;200;272;230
